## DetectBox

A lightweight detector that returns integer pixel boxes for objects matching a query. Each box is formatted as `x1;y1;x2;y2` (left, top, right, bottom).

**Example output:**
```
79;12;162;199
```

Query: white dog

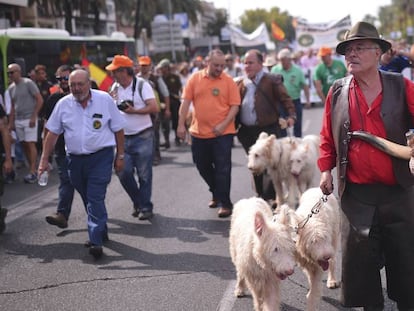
248;132;300;207
229;197;296;311
290;135;320;196
277;188;341;311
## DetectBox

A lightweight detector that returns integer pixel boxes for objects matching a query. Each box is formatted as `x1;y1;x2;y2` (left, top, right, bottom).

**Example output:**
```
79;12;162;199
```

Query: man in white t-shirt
106;55;159;220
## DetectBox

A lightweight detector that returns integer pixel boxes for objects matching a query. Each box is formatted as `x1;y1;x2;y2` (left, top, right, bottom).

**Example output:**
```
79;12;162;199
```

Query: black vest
331;71;414;196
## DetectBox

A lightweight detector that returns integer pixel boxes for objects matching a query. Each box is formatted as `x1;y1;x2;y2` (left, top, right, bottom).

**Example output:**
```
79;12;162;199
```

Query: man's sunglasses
7;71;15;75
56;76;69;81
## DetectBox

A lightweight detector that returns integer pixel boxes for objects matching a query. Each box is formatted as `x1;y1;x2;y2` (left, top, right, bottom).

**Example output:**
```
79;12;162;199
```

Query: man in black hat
318;21;414;311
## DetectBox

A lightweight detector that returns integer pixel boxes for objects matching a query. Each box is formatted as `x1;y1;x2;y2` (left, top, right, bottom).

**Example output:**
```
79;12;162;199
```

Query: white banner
295;15;352;50
229;22;271;47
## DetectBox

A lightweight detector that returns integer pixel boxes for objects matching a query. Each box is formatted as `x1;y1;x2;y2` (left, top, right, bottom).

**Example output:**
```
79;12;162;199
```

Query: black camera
117;100;133;111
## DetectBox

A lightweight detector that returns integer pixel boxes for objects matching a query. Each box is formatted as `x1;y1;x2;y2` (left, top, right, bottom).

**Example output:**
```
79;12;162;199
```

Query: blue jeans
117;129;154;212
191;134;233;207
55;154;75;220
67;147;113;246
292;98;303;137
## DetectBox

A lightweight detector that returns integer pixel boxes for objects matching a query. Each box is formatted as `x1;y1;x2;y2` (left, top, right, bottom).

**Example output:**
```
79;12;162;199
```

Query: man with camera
106;55;158;220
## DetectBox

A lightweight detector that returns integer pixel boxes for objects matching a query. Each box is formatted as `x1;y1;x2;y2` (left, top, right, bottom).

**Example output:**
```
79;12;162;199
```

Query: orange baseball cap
105;55;133;71
318;46;332;57
138;56;152;66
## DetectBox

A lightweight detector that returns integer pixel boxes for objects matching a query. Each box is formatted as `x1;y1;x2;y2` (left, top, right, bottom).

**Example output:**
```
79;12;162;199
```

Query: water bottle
38;171;49;186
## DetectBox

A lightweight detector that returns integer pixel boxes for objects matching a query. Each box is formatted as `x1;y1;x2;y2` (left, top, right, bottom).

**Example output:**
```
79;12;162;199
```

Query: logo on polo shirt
93;120;102;129
212;88;220;96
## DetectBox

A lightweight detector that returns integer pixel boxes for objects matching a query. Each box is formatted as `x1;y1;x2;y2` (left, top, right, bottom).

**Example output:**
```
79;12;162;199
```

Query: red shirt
318;76;414;185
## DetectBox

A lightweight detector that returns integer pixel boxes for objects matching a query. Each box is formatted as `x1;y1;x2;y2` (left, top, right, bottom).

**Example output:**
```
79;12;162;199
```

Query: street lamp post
167;0;176;62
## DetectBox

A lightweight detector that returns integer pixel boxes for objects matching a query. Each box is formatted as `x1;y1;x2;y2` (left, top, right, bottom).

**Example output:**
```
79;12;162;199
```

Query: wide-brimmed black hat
336;21;391;55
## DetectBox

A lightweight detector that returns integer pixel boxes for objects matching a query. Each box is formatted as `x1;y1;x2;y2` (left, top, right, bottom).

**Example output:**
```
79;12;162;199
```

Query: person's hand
3;158;12;174
212;122;226;136
177;124;186;140
320;170;334;195
29;116;36;128
37;157;49;177
287;117;295;128
114;158;124;173
163;109;171;119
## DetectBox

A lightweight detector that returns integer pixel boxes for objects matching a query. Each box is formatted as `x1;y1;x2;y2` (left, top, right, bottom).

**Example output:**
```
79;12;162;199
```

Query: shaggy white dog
229;197;296;311
277;188;341;311
290;134;320;196
247;132;300;207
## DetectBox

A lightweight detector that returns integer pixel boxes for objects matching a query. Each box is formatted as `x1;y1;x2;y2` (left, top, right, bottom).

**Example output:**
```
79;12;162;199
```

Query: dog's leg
327;234;341;289
268;169;285;206
304;265;323;311
234;274;247;297
262;278;280;311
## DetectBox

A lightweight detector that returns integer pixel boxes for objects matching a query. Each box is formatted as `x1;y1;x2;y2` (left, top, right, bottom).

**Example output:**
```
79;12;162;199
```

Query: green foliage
239;7;295;43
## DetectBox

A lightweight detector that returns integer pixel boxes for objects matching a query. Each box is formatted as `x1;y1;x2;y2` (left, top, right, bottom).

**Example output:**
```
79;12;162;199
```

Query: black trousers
340;182;414;308
236;123;281;201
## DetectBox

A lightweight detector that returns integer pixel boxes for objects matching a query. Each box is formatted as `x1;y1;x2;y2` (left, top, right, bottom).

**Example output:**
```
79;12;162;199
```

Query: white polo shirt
116;77;155;135
46;89;126;155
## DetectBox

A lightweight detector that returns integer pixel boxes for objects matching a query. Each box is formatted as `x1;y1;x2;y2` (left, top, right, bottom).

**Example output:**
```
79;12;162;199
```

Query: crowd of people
1;20;414;309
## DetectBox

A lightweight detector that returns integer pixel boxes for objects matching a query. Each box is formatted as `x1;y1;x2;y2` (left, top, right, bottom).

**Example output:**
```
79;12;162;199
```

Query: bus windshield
0;28;136;94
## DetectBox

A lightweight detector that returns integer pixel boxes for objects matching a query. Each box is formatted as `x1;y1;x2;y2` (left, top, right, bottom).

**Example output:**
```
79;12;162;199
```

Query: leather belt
125;127;153;138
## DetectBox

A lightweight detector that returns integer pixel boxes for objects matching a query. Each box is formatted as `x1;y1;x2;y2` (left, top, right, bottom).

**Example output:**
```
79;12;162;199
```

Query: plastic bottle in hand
405;129;414;174
38;171;49;186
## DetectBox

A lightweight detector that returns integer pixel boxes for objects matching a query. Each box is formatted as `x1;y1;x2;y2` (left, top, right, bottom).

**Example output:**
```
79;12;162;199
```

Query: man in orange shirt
177;49;240;218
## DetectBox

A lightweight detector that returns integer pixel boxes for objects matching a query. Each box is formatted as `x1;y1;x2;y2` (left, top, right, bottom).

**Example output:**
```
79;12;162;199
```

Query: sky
209;0;392;25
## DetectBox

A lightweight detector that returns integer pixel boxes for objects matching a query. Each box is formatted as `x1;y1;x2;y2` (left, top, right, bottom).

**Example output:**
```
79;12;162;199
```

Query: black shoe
0;208;8;234
175;138;181;146
131;204;140;217
138;211;153;220
89;245;103;259
160;142;170;149
84;232;109;248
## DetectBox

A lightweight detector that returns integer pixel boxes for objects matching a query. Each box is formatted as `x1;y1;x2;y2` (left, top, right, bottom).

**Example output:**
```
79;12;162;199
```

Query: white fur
229;197;296;311
247;132;300;207
278;188;341;311
290;135;320;196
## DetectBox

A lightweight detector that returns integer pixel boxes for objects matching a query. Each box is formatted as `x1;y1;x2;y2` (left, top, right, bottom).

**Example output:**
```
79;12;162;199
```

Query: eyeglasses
344;46;379;55
56;76;69;81
7;71;15;75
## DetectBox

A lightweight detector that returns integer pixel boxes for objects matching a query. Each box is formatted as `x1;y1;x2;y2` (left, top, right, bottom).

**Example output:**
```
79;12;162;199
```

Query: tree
114;0;204;39
206;9;228;37
239;7;295;43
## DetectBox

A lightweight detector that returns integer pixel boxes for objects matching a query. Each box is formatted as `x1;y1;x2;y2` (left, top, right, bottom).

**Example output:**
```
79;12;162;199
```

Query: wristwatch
117;154;125;160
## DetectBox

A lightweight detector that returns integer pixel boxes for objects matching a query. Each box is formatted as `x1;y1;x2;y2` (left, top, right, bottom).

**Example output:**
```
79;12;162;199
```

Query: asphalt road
0;106;397;311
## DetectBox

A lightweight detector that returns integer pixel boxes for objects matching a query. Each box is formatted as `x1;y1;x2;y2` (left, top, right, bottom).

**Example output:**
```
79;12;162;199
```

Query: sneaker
0;207;8;234
138;211;153;220
24;173;37;184
45;212;68;229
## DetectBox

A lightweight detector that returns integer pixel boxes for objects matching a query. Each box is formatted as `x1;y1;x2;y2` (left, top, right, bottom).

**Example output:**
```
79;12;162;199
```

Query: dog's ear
258;132;268;140
254;211;267;237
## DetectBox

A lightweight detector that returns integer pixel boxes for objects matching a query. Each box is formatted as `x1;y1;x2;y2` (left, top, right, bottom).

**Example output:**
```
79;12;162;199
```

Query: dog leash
294;195;328;233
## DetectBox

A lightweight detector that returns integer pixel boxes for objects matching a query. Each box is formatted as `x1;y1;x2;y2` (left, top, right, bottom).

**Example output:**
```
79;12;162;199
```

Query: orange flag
271;21;285;41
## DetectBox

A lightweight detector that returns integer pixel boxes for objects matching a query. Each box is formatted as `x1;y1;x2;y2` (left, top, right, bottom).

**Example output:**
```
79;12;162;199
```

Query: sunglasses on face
56;76;69;81
7;71;15;75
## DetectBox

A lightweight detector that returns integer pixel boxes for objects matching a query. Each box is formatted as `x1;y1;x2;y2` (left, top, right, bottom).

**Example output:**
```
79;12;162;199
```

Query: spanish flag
81;58;113;92
80;44;113;91
271;21;285;41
